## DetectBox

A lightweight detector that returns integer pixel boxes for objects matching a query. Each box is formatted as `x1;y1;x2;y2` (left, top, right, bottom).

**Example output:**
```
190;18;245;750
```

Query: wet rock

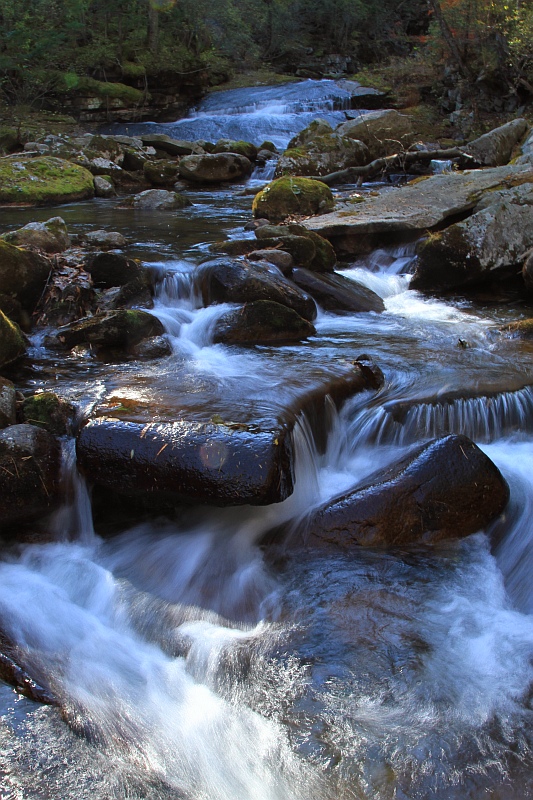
0;630;56;705
94;176;116;197
81;230;127;249
213;300;316;345
336;110;415;160
0;240;51;311
304;164;533;254
0;156;94;204
276;134;369;178
523;251;533;290
143;159;181;187
0;377;16;428
2;217;70;253
0;424;61;529
252;177;334;221
140;134;204;156
274;434;509;550
412;183;533;292
76;417;294;507
0;294;25;326
462;119;528;167
248;250;294;275
292;267;385;313
84;251;149;289
213;139;258;160
0;310;26;368
96;280;153;312
131;335;172;359
255;224;336;272
196;258;317;321
179;153;252;183
506;318;533;339
130;189;192;210
22;392;74;435
47;309;164;352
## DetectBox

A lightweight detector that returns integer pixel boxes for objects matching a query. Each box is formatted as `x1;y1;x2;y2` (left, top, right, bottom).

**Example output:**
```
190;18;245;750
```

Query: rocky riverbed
0;79;533;800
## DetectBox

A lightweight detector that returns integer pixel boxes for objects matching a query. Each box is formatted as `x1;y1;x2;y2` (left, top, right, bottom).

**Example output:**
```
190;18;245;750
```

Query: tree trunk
148;3;159;54
427;0;473;80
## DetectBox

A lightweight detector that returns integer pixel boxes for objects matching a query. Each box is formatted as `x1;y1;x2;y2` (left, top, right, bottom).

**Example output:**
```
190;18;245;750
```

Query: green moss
57;74;148;105
213;139;257;160
0;157;94;205
252;177;334;221
0;309;26;368
22;392;72;434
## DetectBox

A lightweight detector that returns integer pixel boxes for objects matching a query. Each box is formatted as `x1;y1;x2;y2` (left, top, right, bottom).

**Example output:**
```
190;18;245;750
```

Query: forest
1;0;533;112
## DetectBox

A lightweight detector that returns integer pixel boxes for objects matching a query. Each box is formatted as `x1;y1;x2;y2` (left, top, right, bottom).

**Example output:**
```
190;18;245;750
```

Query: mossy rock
0;127;19;154
0;239;51;310
0;157;94;204
213;139;258;160
22;391;74;435
143;159;180;187
59;75;148;106
507;319;533;339
256;223;336;272
2;217;70;253
288;119;334;149
276;134;369;177
0;310;26;368
252;177;334;222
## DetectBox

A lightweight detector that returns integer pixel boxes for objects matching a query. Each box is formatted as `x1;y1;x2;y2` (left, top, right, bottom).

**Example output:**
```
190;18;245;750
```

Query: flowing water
1;81;533;800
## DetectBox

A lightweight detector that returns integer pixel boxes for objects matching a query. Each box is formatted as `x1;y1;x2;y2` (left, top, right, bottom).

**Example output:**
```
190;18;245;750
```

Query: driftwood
308;147;478;186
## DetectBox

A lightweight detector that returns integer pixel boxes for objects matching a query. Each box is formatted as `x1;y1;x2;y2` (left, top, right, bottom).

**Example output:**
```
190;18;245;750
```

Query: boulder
143;159;181;187
130;335;172;359
213;300;316;345
195;258;317;321
94;176;116;197
506;319;533;339
288;119;334;149
21;391;74;435
252;177;334;222
213;139;258;160
304;164;533;254
76;417;294;507
179;153;252;183
292;267;385;313
275;134;369;178
412;183;533;292
248;250;294;275
336;110;415;160
0;240;51;310
0;378;16;428
0;424;61;529
130;189;192;210
273;435;509;550
140;134;204;156
462;118;528;167
85;251;149;289
2;217;70;253
80;230;127;250
255;224;336;272
47;309;164;352
0;310;26;368
0;156;94;204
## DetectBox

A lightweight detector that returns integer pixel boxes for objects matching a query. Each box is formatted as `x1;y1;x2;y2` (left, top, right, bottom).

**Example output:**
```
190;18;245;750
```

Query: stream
1;80;533;800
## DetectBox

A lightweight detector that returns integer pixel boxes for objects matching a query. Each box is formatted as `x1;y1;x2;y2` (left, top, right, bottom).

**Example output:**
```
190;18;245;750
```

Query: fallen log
308;148;478;186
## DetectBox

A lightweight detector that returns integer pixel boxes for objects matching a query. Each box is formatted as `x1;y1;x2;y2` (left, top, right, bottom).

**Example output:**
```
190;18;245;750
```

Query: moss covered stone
276;134;369;177
47;309;164;352
252;177;334;222
213;139;258;160
0;310;26;368
0;157;94;204
213;300;315;345
22;392;73;435
143;159;180;187
507;318;533;339
0;127;19;154
0;239;51;310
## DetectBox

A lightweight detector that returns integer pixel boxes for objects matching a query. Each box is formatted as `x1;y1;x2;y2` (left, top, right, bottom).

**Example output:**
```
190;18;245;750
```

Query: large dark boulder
46;309;164;352
0;310;26;368
292;267;385;313
0;240;51;311
270;435;509;550
0;424;61;529
76;417;294;507
85;251;150;289
179;153;252;183
213;300;315;345
255;224;337;273
195;258;317;322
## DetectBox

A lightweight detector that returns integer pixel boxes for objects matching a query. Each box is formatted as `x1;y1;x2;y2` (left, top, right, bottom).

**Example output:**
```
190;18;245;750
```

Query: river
1;81;533;800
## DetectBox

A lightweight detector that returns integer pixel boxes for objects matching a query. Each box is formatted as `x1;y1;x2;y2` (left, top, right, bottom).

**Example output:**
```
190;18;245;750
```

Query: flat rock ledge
304;165;533;254
77;361;382;508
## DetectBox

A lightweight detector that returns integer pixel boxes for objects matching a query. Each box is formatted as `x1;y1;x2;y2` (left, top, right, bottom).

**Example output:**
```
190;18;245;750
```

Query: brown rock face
280;435;509;550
